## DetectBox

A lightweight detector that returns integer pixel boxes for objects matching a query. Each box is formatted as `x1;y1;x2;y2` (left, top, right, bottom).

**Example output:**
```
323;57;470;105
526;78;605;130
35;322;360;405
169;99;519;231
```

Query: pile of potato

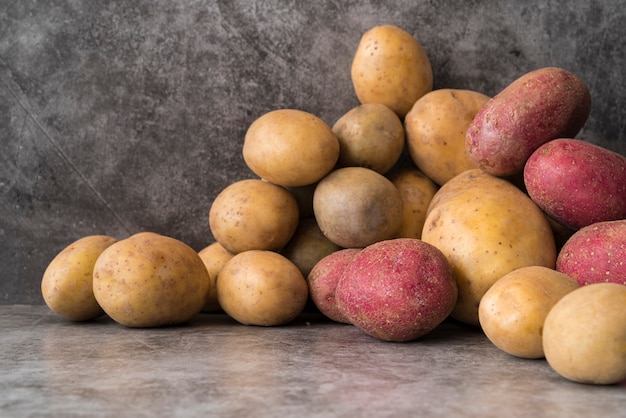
41;25;626;385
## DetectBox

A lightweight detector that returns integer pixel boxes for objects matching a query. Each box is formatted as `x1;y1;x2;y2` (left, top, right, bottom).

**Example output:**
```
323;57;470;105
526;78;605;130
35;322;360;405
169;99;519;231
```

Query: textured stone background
2;0;625;304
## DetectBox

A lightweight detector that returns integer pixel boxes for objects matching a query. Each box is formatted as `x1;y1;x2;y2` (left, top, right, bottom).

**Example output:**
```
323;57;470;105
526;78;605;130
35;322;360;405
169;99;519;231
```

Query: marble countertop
2;305;625;417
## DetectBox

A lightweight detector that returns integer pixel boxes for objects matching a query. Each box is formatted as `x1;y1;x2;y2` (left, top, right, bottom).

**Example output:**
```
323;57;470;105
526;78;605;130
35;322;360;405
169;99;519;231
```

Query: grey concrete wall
2;0;625;304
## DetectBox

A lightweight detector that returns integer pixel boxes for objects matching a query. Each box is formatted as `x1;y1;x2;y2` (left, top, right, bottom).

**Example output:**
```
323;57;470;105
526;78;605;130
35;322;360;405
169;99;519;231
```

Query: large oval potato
351;25;433;118
422;169;556;325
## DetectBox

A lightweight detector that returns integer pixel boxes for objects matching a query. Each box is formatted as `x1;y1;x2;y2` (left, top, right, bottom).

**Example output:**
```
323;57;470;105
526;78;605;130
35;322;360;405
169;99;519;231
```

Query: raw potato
478;266;579;359
543;283;626;385
313;167;403;248
41;235;117;321
198;242;234;313
422;169;556;325
351;25;433;118
209;179;299;254
217;250;309;326
466;67;591;177
332;103;405;175
93;232;211;328
405;89;489;185
242;109;340;187
387;167;438;239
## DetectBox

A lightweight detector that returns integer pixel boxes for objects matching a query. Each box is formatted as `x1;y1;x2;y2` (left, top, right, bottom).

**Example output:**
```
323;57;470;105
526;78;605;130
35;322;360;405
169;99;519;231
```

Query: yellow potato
93;232;211;327
217;250;309;326
405;89;490;185
421;169;556;325
351;25;433;118
41;235;117;321
242;109;340;187
543;283;626;385
478;266;579;359
332;103;405;174
388;167;438;239
198;242;234;313
208;179;299;254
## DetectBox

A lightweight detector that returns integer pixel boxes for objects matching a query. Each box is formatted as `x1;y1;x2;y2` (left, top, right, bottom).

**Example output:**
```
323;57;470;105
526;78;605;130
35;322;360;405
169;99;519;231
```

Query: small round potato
209;179;299;254
41;235;117;321
217;250;309;326
198;242;234;313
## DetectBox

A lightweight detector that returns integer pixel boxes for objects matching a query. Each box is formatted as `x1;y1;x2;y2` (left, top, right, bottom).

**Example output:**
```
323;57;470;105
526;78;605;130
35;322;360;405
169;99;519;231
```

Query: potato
387;167;438;239
421;169;556;325
331;103;405;175
217;250;308;326
478;266;579;359
335;238;457;342
41;235;117;321
466;67;591;177
307;248;361;324
543;283;626;385
556;220;626;286
351;25;433;118
93;232;211;327
209;179;299;254
198;242;234;313
242;109;340;187
524;138;626;230
405;89;490;185
313;167;403;248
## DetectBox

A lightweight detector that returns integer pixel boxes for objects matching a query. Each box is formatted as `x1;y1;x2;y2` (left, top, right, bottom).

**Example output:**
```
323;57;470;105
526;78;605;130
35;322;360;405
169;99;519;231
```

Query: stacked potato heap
41;25;626;385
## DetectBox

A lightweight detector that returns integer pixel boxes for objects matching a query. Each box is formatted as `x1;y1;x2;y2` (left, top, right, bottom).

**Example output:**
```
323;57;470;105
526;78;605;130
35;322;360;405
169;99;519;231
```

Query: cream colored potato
209;179;299;254
93;232;211;328
217;250;309;326
478;266;579;359
422;169;556;325
332;103;405;174
198;242;234;313
351;25;433;118
388;167;438;239
543;283;626;385
242;109;340;187
41;235;117;321
405;89;490;185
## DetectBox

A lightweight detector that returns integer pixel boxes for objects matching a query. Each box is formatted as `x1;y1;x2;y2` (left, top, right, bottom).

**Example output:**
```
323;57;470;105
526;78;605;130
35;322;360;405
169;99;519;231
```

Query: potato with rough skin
422;169;556;325
351;25;433;118
198;242;234;313
478;266;579;359
93;232;211;328
41;235;117;321
405;89;489;185
543;283;626;385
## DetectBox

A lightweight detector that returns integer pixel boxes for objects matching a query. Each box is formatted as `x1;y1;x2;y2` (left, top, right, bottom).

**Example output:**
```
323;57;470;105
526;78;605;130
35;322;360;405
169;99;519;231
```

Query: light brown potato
478;266;579;359
209;179;299;254
387;167;438;239
217;250;309;326
243;109;340;187
198;242;234;313
41;235;117;321
351;25;433;118
543;283;626;385
405;89;490;185
93;232;211;328
332;103;405;174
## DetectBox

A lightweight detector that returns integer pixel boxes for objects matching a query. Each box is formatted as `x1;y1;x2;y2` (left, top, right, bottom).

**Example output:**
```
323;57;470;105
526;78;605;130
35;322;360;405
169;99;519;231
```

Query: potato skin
466;67;591;177
556;220;626;286
198;242;234;313
524;139;626;230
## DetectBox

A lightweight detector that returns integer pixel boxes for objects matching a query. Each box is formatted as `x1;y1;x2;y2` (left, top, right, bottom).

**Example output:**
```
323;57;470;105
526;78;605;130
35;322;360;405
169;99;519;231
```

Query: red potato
335;238;457;342
524;138;626;230
466;67;591;177
556;220;626;286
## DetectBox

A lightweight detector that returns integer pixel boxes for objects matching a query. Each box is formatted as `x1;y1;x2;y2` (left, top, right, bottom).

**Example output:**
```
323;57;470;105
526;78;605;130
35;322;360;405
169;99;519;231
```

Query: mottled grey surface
1;0;625;304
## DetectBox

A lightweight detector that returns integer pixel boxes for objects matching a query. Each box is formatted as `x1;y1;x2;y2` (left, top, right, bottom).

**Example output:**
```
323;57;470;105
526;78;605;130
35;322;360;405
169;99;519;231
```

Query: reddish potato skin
466;67;591;177
524;139;626;230
335;238;457;342
307;248;361;324
556;220;626;286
